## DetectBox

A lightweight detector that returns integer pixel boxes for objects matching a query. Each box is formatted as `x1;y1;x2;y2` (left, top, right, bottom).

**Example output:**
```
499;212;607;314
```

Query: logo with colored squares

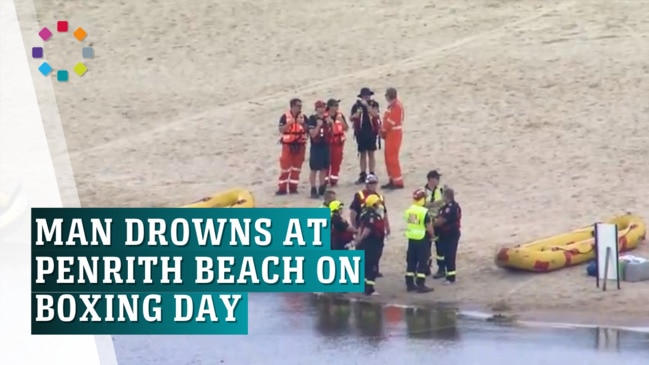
33;20;94;82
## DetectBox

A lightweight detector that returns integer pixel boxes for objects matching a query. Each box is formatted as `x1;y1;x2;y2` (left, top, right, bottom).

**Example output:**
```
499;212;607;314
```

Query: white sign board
595;223;619;281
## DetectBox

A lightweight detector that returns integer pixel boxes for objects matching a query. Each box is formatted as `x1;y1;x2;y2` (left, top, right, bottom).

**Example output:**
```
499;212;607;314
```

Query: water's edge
322;294;649;333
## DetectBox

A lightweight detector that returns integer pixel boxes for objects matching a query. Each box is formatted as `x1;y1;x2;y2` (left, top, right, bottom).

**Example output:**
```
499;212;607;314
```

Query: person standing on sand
423;170;445;278
325;99;349;187
434;188;462;284
307;100;334;199
350;173;391;277
380;87;405;190
404;188;435;293
276;98;307;195
354;194;386;296
350;88;381;185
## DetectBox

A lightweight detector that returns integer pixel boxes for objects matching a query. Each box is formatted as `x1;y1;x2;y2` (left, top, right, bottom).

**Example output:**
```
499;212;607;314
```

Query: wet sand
113;293;649;365
21;0;649;320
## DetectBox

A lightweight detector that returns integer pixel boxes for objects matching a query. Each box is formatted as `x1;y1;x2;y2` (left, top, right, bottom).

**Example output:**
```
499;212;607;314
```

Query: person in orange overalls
380;87;405;190
276;98;308;195
325;99;349;187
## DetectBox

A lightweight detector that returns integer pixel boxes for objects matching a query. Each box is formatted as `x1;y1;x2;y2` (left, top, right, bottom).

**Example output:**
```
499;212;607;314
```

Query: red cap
314;100;326;108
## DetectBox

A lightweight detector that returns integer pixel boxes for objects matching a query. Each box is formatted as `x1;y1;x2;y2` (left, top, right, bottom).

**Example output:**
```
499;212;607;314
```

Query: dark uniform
404;204;433;292
307;114;332;172
436;201;462;282
350;100;379;153
358;208;386;295
350;97;381;184
350;189;387;275
331;214;353;250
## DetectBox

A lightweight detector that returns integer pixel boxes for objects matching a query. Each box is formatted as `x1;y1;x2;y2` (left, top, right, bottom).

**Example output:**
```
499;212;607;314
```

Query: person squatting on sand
276;98;307;195
355;194;387;295
380;87;405;190
324;99;349;187
423;170;445;277
403;188;435;293
329;200;356;250
350;173;391;277
350;88;382;185
320;190;336;208
433;188;462;284
307;100;334;198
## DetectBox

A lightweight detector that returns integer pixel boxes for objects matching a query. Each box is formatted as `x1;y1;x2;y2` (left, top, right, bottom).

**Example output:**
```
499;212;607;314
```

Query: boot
432;270;446;279
416;277;434;293
364;284;376;296
355;171;367;185
317;185;326;196
405;275;416;292
381;181;394;190
275;190;287;196
310;187;319;199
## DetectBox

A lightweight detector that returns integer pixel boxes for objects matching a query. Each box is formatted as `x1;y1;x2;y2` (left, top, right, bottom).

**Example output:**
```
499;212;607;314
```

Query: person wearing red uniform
307;100;334;198
325;99;349;187
276;98;307;195
380;87;405;189
349;173;391;277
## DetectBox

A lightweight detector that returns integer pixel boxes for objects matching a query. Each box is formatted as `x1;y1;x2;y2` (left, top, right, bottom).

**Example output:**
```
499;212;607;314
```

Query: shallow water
113;293;649;365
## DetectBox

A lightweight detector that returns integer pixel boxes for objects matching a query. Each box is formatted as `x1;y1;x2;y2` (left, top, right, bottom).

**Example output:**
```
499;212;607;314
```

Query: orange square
73;27;87;41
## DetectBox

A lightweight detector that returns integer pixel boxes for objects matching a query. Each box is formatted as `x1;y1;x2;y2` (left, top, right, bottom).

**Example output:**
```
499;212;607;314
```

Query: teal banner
32;208;332;249
32;292;248;335
30;207;365;335
32;249;365;293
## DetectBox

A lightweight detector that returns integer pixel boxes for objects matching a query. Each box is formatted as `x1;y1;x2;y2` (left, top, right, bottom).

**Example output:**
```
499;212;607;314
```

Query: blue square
38;62;53;76
82;46;94;59
32;47;43;58
57;70;69;82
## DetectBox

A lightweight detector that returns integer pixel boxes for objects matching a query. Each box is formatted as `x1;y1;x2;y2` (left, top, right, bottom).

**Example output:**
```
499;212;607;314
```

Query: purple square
32;47;43;59
38;27;52;41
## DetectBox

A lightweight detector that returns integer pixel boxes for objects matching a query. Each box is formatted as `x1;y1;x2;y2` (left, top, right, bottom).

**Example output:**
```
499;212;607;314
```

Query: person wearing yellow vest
319;190;337;208
424;170;445;278
403;188;435;293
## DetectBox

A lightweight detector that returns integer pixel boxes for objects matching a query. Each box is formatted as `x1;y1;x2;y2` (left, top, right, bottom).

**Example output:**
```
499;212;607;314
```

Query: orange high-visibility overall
327;112;346;186
382;99;404;187
277;111;307;193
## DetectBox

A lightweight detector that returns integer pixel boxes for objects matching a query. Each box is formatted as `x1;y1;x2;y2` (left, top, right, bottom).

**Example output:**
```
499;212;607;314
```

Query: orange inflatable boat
182;188;255;208
495;214;646;272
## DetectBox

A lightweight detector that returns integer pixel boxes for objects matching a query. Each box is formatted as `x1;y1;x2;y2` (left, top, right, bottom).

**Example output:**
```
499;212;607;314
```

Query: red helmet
412;188;426;201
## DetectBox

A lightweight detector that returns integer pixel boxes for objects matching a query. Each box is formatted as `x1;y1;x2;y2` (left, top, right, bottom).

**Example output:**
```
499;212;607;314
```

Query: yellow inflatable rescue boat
495;214;646;272
182;189;255;208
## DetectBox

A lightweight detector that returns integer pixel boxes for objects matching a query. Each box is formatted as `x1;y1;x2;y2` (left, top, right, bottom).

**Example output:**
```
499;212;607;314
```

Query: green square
57;70;69;82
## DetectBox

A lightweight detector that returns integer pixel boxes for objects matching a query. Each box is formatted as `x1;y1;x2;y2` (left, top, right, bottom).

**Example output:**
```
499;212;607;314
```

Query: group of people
323;171;462;296
275;87;405;197
274;86;462;296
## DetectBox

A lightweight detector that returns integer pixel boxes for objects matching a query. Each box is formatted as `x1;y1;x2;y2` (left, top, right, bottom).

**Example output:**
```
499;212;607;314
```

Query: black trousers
375;244;384;273
360;238;382;293
406;238;431;287
438;232;460;281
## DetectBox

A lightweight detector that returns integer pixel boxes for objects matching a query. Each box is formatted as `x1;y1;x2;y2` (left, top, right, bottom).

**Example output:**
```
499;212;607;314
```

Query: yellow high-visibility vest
404;205;428;240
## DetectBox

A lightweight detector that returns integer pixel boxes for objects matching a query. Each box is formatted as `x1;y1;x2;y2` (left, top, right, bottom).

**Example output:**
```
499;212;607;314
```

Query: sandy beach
20;0;649;322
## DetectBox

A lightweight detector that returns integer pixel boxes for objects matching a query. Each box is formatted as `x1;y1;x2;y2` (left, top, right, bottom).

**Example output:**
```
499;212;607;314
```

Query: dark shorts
309;145;330;171
356;131;377;152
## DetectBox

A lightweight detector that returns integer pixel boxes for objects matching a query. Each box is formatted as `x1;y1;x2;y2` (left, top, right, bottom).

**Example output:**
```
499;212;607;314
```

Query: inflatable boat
182;188;255;208
495;214;646;272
